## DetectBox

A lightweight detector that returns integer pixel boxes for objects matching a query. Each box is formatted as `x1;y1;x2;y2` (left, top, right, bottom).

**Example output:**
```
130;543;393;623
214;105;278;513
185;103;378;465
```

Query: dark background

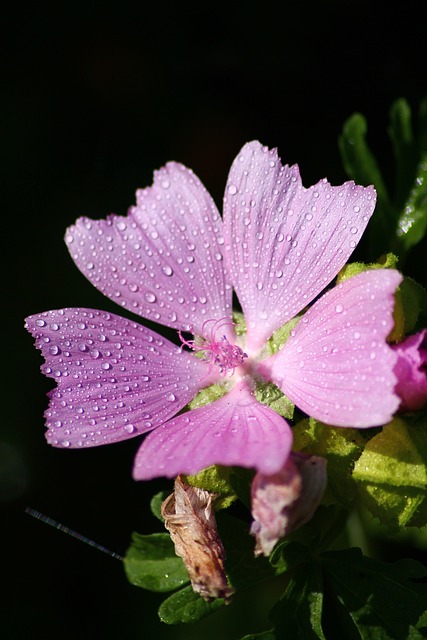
3;2;427;638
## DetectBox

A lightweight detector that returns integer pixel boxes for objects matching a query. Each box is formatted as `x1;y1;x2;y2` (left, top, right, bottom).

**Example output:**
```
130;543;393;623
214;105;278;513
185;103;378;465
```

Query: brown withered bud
161;475;234;603
250;453;327;556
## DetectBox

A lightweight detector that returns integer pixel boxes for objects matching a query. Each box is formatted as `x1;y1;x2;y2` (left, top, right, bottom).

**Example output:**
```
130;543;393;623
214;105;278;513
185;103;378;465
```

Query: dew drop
335;304;343;313
228;184;237;195
36;319;46;327
162;265;173;276
145;292;157;303
49;345;60;356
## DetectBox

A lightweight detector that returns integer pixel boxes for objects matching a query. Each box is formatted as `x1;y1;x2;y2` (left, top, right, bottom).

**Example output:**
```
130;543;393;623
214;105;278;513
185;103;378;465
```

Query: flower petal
65;162;232;335
259;269;402;427
132;381;293;480
392;329;427;412
25;308;212;448
223;141;377;352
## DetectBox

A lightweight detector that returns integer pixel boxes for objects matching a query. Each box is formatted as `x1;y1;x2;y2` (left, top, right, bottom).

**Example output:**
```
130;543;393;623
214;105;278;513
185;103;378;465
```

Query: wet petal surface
133;381;293;479
65;162;232;335
223;141;377;352
260;269;401;427
25;308;212;447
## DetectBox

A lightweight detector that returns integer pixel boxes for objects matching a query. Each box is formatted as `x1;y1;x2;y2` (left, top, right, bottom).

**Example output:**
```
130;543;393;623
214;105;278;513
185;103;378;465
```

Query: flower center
179;318;248;376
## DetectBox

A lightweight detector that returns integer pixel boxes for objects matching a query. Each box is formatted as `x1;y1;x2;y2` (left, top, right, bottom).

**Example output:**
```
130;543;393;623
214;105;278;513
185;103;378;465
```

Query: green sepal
336;253;399;284
183;464;237;509
158;585;224;624
187;383;227;410
292;418;366;506
322;548;427;640
353;417;427;532
388;97;419;210
123;532;189;592
254;381;294;419
264;315;302;355
233;310;247;336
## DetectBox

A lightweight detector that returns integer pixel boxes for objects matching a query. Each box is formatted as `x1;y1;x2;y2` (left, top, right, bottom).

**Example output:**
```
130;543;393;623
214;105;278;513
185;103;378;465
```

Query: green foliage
353;417;427;532
322;549;427;639
339;97;427;262
158;585;225;624
123;532;189;592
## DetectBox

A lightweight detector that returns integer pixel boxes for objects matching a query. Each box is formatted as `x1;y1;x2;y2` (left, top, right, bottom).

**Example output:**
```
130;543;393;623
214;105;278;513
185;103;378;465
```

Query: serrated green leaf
353;418;427;531
270;561;326;639
322;548;427;640
293;418;365;506
123;532;189;592
158;584;224;624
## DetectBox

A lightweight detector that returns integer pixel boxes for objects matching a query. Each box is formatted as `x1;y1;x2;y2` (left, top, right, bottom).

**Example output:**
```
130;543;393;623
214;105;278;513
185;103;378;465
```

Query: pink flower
25;141;401;481
392;329;427;412
250;453;327;556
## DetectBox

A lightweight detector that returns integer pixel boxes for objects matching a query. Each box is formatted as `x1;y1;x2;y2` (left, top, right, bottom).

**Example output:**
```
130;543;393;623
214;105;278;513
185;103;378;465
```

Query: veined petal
25;308;212;448
259;269;402;427
65;162;232;336
223;141;377;352
132;380;293;480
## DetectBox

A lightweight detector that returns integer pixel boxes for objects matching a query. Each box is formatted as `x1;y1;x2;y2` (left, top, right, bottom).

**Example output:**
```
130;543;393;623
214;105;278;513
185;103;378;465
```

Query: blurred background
3;2;427;638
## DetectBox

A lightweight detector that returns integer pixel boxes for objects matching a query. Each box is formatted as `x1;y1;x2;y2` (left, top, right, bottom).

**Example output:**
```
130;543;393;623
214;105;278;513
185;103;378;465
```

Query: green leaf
323;548;427;640
217;511;276;590
123;532;189;592
150;490;169;522
353;418;427;531
292;418;366;506
158;585;224;624
270;561;326;640
254;381;294;419
388;98;418;209
338;113;391;255
399;275;427;333
395;155;427;254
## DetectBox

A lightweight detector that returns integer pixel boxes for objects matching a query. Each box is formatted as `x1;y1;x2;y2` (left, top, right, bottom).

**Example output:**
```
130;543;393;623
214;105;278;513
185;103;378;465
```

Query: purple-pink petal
25;308;213;448
132;380;293;480
65;162;232;336
392;329;427;412
223;141;377;352
259;269;402;427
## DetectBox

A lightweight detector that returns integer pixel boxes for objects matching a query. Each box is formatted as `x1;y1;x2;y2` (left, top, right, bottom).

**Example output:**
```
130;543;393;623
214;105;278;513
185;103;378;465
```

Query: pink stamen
179;317;247;376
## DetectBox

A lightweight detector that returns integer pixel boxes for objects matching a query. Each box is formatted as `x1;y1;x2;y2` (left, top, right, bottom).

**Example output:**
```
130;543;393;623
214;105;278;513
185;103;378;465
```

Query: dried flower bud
161;475;234;602
250;453;327;556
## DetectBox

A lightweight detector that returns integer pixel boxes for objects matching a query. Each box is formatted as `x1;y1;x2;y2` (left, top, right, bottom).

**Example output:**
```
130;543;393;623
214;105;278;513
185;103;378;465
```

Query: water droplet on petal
145;292;157;303
162;265;173;276
228;184;237;195
335;304;343;313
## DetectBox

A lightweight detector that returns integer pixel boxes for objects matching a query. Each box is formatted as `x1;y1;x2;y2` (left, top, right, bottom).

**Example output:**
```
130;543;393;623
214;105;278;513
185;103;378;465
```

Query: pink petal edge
223;141;377;353
259;269;402;427
132;380;293;480
65;162;232;336
25;308;213;448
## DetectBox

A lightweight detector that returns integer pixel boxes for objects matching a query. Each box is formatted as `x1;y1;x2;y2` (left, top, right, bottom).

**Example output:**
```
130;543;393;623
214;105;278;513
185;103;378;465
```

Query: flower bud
250;453;327;556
